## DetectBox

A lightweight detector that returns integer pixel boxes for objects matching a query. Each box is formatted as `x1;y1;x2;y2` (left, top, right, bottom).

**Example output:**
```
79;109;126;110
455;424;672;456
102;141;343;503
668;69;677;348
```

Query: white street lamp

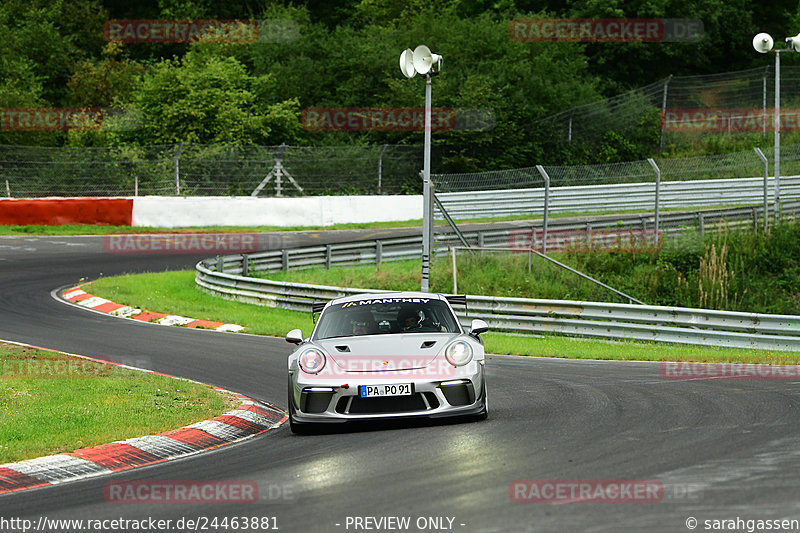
399;45;442;292
753;32;800;220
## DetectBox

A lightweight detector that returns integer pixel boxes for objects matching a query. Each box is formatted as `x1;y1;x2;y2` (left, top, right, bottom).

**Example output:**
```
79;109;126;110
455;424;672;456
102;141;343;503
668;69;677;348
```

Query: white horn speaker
400;48;416;78
753;33;774;54
412;45;441;75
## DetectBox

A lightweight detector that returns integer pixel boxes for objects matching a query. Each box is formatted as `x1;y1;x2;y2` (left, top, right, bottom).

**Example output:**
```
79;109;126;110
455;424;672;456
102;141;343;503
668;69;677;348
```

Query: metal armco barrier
435;175;800;219
202;203;800;279
196;214;800;352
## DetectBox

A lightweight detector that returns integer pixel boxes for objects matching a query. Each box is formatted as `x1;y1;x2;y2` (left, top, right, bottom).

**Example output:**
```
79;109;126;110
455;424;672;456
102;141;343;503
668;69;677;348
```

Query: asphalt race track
2;230;800;532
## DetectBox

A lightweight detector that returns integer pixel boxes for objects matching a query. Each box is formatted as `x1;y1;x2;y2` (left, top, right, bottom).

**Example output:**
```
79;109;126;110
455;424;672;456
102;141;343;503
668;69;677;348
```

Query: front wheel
474;381;488;421
476;395;488;421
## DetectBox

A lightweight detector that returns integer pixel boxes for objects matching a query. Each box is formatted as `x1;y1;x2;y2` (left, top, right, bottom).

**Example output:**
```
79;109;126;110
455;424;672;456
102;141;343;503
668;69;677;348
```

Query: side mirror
469;319;489;337
285;329;304;345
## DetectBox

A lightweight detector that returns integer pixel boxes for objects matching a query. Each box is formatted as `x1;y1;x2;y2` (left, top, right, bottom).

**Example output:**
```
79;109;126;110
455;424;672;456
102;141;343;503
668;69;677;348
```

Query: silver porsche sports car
286;292;489;433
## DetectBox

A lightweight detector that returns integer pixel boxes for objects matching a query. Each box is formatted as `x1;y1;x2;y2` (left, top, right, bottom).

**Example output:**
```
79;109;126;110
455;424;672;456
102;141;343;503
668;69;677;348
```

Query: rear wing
445;295;468;317
311;301;327;324
445;295;467;307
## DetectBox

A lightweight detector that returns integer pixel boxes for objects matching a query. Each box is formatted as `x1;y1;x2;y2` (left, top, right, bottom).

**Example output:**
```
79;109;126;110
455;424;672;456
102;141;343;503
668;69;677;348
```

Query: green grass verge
88;270;315;336
85;270;800;365
0;342;238;464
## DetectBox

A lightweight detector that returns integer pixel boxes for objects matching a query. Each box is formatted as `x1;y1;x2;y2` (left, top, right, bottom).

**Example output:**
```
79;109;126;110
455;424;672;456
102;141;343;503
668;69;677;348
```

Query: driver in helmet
397;307;423;332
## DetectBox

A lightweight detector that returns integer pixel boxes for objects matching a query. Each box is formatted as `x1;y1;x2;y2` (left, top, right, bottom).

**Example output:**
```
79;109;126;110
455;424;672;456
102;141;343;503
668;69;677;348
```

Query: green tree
106;48;301;146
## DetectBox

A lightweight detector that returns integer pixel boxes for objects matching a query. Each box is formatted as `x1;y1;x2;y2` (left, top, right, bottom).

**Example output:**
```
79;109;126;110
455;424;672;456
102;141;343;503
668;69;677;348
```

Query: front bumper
289;364;486;424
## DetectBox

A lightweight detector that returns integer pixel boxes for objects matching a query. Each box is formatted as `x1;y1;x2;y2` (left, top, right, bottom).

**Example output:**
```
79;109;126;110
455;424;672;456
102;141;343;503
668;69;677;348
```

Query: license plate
359;384;412;398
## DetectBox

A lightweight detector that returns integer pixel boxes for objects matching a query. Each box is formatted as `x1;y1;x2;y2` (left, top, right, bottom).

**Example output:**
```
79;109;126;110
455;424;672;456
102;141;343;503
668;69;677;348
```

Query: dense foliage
1;0;798;169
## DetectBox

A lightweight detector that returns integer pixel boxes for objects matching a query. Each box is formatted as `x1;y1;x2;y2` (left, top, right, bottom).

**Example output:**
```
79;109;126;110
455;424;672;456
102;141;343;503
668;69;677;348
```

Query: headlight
298;348;326;374
445;341;473;367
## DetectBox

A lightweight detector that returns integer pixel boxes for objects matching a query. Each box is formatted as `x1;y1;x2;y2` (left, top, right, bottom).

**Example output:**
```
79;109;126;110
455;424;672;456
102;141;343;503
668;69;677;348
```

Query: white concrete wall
131;195;423;228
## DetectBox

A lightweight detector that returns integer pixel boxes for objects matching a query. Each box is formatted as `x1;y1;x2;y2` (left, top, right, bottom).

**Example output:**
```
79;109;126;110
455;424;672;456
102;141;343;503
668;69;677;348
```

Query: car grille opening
335;392;439;414
300;390;334;413
440;382;475;406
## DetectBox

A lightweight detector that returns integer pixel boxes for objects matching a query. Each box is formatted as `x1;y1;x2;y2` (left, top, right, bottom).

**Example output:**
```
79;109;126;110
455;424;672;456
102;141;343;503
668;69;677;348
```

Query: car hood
316;333;460;371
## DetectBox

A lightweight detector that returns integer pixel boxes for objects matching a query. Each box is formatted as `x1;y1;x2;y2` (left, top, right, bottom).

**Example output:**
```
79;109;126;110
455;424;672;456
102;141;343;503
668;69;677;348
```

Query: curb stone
0;340;286;495
62;286;245;333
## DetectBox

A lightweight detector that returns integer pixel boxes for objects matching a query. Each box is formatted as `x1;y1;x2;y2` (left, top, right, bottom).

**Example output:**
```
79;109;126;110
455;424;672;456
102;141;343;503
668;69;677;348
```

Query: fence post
754;147;769;232
451;246;458;294
659;75;672;153
134;175;138;197
535;165;550;255
5;179;10;198
378;144;388;194
568;110;574;143
174;142;184;195
647;158;660;234
762;66;768;138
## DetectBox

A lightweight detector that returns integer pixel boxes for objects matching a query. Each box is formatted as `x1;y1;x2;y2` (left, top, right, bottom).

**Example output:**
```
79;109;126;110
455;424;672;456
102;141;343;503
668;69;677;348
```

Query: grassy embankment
0;342;237;464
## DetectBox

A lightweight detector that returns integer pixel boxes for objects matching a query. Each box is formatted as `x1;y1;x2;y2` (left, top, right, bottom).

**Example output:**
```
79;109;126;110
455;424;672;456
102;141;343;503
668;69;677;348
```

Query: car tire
475;381;488;421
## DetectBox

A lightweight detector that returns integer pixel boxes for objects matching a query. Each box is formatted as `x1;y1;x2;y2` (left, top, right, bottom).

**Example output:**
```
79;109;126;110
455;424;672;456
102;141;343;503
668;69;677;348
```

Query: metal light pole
775;48;781;219
753;32;800;221
400;45;442;292
421;75;434;292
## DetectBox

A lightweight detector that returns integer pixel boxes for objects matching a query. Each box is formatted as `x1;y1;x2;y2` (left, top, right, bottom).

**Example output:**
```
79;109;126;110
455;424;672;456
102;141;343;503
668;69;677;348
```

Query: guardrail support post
282;250;289;271
216;255;223;273
698;212;705;235
325;245;332;269
535;165;550;255
241;254;249;276
376;241;383;267
754;147;769;232
647;158;660;234
174;142;183;195
478;233;485;248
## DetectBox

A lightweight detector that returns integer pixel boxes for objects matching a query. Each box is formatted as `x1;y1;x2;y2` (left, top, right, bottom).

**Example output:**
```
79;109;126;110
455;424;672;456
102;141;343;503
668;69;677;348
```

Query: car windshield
313;297;461;340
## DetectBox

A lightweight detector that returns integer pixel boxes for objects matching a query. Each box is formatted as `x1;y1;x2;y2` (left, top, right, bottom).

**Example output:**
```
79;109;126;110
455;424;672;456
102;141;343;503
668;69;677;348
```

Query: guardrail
201;202;800;278
195;210;800;351
196;260;800;351
435;175;800;219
